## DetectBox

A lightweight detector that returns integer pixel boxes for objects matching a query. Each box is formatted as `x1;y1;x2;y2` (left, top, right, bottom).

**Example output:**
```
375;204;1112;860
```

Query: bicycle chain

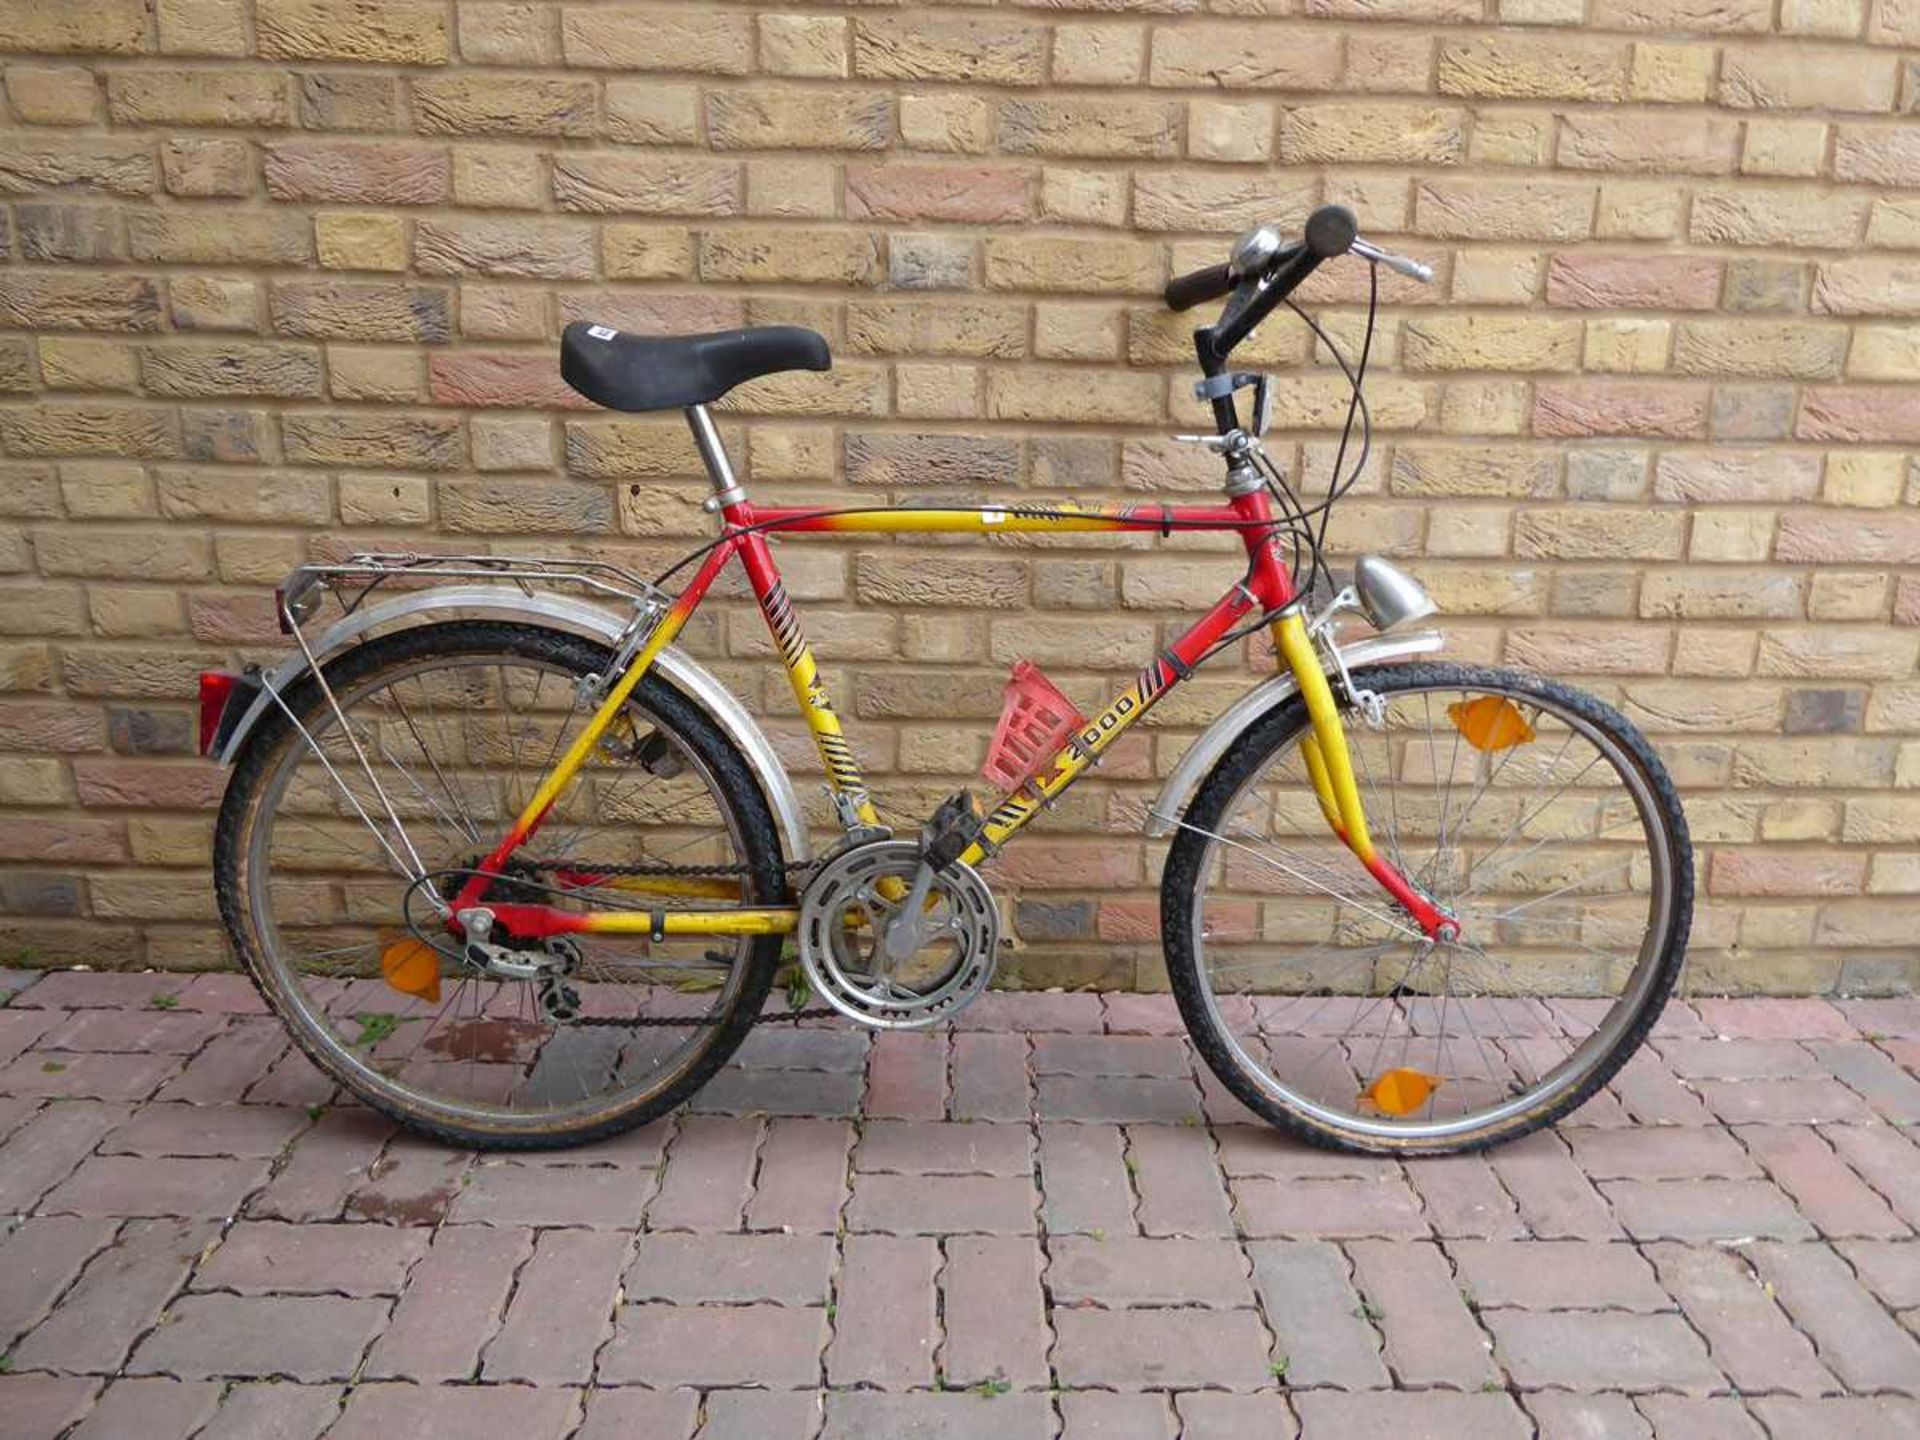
508;854;842;1027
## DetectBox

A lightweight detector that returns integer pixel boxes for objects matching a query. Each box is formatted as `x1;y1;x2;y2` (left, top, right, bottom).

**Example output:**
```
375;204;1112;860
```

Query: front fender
1142;630;1445;839
214;584;812;864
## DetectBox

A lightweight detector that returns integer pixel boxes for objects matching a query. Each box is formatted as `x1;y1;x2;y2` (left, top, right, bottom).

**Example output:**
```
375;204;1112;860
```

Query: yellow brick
256;0;449;64
560;7;750;73
1824;451;1908;506
1808;571;1889;620
1597;181;1686;240
156;0;246;55
1584;318;1672;373
1450;250;1542;305
1281;103;1467;165
4;66;100;125
986;367;1161;425
40;337;139;392
895;362;979;420
1628;43;1714;102
1691;511;1776;562
984;236;1160;296
898;93;993;154
1742;119;1828;178
316;213;408;272
452;147;544;210
700;227;878;286
1187;100;1274;164
0;0;149;53
1052;22;1145;85
1402;314;1581;372
1040;168;1128;228
327;346;421;403
759;14;848;78
1438;35;1626;101
1469;111;1556;167
1847;325;1920;380
1035;303;1122;363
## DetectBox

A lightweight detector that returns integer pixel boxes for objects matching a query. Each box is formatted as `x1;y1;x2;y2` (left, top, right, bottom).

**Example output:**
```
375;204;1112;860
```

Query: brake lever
1351;238;1434;284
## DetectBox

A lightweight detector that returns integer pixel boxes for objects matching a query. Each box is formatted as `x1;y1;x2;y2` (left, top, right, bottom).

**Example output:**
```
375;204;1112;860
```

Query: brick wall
0;0;1915;993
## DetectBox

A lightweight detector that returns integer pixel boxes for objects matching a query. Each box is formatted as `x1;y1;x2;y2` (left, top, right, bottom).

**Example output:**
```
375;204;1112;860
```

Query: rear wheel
1161;662;1692;1155
214;621;786;1149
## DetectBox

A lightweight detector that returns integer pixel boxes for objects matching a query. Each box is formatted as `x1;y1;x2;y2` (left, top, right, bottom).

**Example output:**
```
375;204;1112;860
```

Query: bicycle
202;204;1693;1154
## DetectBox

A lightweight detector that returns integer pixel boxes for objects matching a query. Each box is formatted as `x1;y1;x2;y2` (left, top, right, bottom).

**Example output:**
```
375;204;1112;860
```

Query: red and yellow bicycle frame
450;488;1451;944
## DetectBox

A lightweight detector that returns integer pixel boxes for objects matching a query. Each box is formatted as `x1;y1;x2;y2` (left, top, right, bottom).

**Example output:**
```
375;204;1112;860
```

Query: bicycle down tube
450;416;1452;946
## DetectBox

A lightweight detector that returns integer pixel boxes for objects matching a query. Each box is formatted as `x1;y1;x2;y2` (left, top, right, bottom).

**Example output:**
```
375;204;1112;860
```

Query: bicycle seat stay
560;322;831;414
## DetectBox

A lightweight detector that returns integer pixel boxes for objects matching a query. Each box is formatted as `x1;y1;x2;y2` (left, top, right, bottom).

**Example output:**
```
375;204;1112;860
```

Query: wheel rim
239;644;763;1132
1187;672;1678;1143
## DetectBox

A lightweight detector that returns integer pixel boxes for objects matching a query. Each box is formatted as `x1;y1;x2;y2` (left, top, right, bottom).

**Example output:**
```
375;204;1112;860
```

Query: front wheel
1161;662;1692;1155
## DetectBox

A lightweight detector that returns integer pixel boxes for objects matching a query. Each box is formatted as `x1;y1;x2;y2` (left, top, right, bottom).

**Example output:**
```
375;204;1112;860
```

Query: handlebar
1163;204;1432;316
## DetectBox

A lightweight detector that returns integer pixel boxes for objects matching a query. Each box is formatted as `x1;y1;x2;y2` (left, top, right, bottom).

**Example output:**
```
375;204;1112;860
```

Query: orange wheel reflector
380;938;442;1005
1363;1068;1442;1117
1447;695;1536;753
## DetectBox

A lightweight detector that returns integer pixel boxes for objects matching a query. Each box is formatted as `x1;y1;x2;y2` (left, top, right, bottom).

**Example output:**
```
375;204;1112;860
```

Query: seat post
684;404;746;509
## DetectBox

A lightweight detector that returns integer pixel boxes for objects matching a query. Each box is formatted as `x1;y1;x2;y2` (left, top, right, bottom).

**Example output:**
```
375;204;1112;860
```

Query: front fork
1271;612;1456;942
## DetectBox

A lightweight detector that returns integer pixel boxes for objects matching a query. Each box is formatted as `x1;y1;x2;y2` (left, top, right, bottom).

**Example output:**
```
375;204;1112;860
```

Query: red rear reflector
198;672;239;757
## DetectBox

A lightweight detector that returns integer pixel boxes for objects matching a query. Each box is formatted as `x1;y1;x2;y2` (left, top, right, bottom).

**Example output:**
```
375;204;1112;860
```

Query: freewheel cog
796;838;999;1031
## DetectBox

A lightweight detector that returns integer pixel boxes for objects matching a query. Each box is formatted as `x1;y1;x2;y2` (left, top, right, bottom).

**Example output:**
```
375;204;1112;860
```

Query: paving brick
627;1231;835;1303
327;1382;580;1440
1482;1310;1722;1392
1449;1239;1671;1312
1405;1153;1526;1239
0;1008;57;1066
364;1224;530;1380
1034;1034;1190;1077
599;1302;829;1386
1810;1041;1920;1123
951;1031;1031;1121
1053;1306;1274;1391
1049;1236;1252;1307
1644;1241;1835;1397
67;1377;220;1440
43;1151;270;1219
856;1119;1031;1175
846;1171;1036;1233
956;991;1104;1033
341;1140;469;1226
1565;1125;1759;1181
1655;1038;1825;1080
1037;1074;1203;1124
99;1102;307;1158
178;974;269;1014
1247;1241;1390;1390
15;974;187;1010
1603;1178;1815;1241
1350;1239;1498;1388
1105;993;1185;1035
0;1100;128;1214
1128;1123;1236;1237
828;1233;939;1386
0;1374;99;1440
1827;1124;1920;1229
1038;1121;1134;1235
1235;1173;1427;1239
1840;1238;1920;1309
1635;1397;1766;1440
128;1293;389;1381
249;1107;392;1222
0;1215;116;1348
1749;1239;1920;1392
186;1381;344;1440
0;1050;183;1101
1489;1131;1624;1238
451;1158;648;1228
747;1117;851;1233
1525;1392;1653;1440
196;1219;427;1294
1059;1391;1176;1439
942;1235;1050;1389
866;1030;947;1119
40;1008;224;1053
11;1218;215;1374
1749;1397;1920;1439
1607;1053;1716;1126
1694;999;1856;1041
648;1114;760;1230
1216;1126;1393;1179
1737;1124;1909;1238
1695;1077;1876;1125
735;1025;869;1072
691;1064;863;1116
822;1391;1056;1440
1293;1391;1533;1440
1176;1392;1300;1440
684;1390;811;1440
481;1226;627;1383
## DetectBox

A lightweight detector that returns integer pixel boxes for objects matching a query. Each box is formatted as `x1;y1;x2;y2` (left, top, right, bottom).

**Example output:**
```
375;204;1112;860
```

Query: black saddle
560;322;831;413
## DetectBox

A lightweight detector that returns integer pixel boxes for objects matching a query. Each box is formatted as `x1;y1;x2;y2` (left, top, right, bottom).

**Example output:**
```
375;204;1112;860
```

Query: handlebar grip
1303;204;1359;260
1164;262;1235;313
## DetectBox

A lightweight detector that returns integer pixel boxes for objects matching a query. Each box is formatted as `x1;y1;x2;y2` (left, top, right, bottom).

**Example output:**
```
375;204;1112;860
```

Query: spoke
1180;820;1425;942
1462;746;1603;892
389;687;483;844
1480;857;1634;922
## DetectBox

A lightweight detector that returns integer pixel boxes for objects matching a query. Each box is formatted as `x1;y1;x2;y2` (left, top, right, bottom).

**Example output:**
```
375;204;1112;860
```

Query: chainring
796;838;999;1031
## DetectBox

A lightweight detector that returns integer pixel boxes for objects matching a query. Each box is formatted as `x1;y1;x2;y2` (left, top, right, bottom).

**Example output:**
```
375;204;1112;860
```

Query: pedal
922;790;987;873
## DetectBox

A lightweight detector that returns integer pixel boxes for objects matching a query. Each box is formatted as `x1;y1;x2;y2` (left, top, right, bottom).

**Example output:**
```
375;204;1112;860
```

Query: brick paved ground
3;971;1920;1439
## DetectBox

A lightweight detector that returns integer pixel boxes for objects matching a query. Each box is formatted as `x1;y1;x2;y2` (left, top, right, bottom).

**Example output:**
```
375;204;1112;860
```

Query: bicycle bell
1228;225;1283;280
